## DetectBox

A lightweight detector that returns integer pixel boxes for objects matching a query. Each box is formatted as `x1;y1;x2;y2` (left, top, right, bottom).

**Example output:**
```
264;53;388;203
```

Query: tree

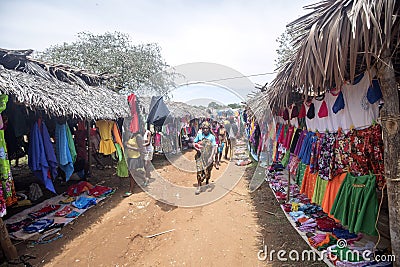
207;101;224;110
275;25;296;69
227;103;241;109
35;31;175;96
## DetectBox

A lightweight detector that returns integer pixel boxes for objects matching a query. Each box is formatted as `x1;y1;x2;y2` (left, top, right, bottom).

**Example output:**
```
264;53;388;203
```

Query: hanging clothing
330;172;378;235
115;143;128;178
300;165;318;200
55;123;74;182
128;94;140;133
28;121;57;193
312;176;328;205
96;120;116;155
342;71;380;129
75;129;87;161
309;132;323;173
317;132;336;180
66;125;77;163
112;122;124;152
330;129;351;179
321;173;347;219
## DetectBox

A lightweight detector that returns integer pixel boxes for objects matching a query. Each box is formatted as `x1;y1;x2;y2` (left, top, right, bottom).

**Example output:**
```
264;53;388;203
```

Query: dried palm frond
270;0;400;103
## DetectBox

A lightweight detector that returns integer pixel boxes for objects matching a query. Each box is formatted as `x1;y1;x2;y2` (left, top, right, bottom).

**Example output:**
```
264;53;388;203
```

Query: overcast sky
0;0;316;104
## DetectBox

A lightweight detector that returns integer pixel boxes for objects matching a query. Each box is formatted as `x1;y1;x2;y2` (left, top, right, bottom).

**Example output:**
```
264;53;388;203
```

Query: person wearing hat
193;121;217;194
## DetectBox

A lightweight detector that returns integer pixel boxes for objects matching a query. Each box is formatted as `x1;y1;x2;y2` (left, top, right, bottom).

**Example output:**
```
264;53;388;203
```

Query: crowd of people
124;118;240;196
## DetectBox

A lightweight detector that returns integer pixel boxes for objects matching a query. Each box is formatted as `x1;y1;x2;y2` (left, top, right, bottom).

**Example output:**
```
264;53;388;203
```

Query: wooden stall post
0;217;18;260
87;119;92;179
286;119;291;203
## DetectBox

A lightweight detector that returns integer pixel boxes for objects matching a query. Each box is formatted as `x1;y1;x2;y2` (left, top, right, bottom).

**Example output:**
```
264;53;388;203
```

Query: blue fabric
367;79;383;104
55;123;74;181
298;131;315;164
41;123;58;180
352;72;364;84
194;132;217;146
72;196;97;209
332;228;358;240
28;122;56;193
332;91;345;114
23;219;54;233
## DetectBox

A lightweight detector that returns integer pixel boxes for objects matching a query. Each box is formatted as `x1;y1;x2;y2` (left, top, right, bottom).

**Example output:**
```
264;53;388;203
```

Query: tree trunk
377;49;400;264
0;217;18;260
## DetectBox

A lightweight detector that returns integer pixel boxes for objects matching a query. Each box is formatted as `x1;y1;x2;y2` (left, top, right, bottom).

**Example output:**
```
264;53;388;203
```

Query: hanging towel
41;122;58;180
28;122;56;193
66;125;77;163
55;123;74;181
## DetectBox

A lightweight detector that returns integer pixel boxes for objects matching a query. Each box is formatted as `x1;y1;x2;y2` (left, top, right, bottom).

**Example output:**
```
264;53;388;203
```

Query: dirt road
38;150;266;267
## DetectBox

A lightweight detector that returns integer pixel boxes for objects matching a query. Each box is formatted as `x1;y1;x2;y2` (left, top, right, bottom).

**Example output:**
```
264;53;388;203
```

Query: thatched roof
139;96;208;120
0;48;129;120
270;0;400;105
0;66;129;120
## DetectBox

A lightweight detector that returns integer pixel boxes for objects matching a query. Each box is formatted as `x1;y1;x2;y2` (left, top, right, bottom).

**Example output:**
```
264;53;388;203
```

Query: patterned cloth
330;129;352;179
318;132;336;180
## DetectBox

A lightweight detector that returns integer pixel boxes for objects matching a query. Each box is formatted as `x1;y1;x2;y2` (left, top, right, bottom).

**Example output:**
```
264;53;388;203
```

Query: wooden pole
286;120;291;203
87;119;92;179
0;217;18;260
377;49;400;263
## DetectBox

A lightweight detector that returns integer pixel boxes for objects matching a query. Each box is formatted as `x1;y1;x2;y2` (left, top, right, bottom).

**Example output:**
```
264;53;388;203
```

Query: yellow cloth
96;120;116;155
127;137;140;159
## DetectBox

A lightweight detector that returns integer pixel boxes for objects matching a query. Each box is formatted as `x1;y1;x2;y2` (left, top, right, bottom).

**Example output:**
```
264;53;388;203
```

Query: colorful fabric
321;173;347;218
128;94;140;133
300;166;318;200
66;181;94;197
115;143;129;178
312;176;328;205
6;218;33;233
55;206;73;217
28;121;57;193
55;123;74;182
29;205;61;219
23;219;54;233
288;154;300;175
72;196;97;209
66;124;77;163
330;173;378;235
96;120;116;155
309;132;324;173
318;132;336;180
295;162;307;186
330;129;351;178
349;125;384;188
88;185;113;198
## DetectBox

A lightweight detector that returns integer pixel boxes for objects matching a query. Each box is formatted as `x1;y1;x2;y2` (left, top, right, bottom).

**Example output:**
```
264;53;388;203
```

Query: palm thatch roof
139;96;208;120
270;0;400;105
0;48;129;120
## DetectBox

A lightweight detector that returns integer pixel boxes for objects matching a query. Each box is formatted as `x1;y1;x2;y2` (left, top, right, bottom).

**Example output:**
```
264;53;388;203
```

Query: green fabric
296;162;307;186
0;95;8;112
316;235;337;251
330;172;378;235
281;151;290;167
312;176;328;205
66;125;77;163
115;143;128;178
0;130;10;181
